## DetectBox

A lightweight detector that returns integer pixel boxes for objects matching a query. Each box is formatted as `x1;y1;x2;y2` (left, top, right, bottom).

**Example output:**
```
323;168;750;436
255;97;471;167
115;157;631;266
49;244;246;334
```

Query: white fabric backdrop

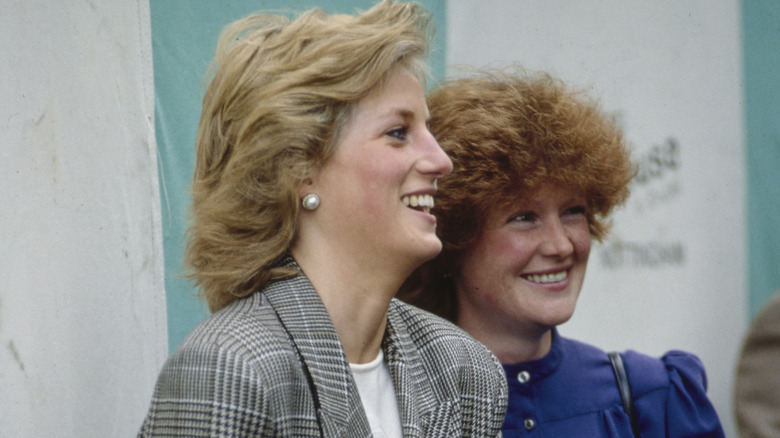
445;1;745;435
0;1;167;436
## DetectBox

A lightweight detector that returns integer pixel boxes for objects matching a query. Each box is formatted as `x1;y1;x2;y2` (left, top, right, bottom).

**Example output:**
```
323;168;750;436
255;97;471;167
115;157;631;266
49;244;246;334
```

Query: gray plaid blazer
138;258;507;437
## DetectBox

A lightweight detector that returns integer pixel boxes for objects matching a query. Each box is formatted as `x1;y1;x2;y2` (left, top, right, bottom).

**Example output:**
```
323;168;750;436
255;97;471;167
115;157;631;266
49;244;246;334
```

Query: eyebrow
380;107;429;123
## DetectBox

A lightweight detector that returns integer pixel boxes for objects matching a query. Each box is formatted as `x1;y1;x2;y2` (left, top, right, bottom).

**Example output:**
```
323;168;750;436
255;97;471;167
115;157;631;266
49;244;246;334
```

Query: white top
350;350;403;438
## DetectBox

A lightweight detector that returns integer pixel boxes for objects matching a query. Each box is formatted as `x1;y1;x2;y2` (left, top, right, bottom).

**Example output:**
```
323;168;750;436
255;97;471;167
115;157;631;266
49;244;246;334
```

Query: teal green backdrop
742;1;780;318
150;0;446;352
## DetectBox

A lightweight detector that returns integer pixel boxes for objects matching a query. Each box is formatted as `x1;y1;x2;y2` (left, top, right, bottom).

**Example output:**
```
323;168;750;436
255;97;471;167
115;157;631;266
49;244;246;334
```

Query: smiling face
304;68;452;273
455;183;591;350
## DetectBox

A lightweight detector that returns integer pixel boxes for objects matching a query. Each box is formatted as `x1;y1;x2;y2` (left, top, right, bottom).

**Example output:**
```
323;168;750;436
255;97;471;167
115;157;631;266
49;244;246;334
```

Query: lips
521;270;568;284
401;194;434;213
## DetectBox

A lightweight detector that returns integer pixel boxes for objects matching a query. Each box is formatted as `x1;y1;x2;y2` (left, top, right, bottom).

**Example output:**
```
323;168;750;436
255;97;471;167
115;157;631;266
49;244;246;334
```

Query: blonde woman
138;3;507;437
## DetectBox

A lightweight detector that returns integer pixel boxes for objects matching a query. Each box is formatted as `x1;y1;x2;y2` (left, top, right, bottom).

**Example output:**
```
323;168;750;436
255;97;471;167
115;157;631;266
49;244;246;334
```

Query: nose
417;129;453;178
540;219;575;258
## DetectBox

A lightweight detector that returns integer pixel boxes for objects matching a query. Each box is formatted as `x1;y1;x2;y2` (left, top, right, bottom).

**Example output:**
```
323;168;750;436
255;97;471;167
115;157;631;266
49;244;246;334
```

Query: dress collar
502;328;564;381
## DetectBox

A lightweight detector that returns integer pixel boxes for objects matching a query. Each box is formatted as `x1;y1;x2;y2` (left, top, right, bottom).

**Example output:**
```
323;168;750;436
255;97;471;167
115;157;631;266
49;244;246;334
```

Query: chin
412;240;443;264
551;309;577;327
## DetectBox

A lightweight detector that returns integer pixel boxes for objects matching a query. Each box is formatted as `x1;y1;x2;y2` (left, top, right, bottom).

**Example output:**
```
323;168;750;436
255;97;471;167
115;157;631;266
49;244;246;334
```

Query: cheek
358;161;406;198
573;227;592;262
493;232;536;269
345;167;394;207
462;233;533;283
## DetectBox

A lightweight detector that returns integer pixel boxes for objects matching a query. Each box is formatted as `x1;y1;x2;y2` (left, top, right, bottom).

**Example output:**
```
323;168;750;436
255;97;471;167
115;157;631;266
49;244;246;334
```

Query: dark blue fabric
501;329;725;437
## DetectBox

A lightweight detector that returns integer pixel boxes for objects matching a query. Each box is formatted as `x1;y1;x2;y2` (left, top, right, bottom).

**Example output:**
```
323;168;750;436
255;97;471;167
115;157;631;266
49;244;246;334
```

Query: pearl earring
301;193;320;211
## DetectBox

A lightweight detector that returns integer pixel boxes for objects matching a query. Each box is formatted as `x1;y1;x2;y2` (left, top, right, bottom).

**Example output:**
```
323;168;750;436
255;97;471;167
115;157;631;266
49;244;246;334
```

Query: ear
296;177;315;198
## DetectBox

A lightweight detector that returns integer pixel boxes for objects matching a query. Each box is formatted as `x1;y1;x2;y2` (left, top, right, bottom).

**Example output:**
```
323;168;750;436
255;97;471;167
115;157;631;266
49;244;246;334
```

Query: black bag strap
608;351;641;438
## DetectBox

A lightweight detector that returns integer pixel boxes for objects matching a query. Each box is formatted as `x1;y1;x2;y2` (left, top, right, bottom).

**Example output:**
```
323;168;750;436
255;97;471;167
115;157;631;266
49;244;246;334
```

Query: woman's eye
387;127;408;141
564;206;587;216
562;206;588;224
512;213;534;223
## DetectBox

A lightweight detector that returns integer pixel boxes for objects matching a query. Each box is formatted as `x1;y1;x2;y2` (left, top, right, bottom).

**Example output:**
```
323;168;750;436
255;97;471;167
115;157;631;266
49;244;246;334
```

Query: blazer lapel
384;301;438;437
263;259;371;437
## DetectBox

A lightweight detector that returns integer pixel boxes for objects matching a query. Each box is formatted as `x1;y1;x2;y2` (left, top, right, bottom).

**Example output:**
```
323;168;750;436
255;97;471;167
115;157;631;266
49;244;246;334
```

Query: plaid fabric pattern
138;258;507;437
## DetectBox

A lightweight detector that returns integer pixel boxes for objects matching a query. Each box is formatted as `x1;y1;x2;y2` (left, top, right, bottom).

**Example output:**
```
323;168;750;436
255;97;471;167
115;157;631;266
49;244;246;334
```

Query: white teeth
524;271;567;284
401;194;434;209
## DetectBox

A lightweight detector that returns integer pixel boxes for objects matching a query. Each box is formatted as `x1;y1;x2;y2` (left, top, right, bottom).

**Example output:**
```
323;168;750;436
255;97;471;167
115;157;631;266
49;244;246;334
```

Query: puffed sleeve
661;351;725;437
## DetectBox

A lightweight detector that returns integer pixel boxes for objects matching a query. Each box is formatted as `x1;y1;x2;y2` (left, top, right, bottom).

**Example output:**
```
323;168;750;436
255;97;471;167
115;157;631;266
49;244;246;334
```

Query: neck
291;243;411;364
456;310;554;364
493;329;553;364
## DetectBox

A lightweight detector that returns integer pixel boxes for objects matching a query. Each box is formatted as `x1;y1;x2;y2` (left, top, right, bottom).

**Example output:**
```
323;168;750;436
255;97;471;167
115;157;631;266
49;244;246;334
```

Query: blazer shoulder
140;294;319;437
389;298;505;378
388;300;508;436
389;298;474;345
174;293;299;374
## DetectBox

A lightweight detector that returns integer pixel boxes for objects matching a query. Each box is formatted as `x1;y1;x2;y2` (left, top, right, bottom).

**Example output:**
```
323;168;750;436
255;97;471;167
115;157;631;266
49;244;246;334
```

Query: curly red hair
399;69;635;321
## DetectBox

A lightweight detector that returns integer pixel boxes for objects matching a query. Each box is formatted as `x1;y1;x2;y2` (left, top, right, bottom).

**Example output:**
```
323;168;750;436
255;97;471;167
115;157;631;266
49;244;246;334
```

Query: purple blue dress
501;329;725;437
